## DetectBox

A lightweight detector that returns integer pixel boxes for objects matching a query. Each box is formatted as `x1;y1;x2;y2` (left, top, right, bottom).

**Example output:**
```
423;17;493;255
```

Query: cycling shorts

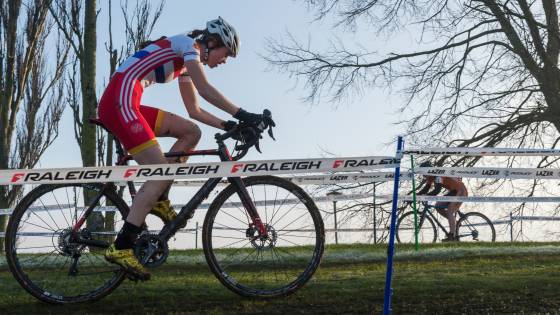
98;74;164;154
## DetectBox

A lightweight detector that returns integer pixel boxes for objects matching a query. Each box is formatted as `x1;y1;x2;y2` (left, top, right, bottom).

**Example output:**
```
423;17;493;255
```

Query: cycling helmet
206;16;239;57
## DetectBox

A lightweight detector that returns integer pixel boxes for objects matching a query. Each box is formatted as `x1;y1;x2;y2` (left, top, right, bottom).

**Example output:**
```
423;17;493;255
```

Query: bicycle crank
134;233;169;268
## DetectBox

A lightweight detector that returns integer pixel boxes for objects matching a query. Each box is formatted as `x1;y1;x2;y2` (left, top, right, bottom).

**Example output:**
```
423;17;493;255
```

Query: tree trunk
81;0;104;232
0;0;22;252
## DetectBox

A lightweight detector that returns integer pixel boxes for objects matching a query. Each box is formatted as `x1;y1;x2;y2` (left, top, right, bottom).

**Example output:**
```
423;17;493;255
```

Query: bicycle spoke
206;177;324;297
7;183;127;303
276;210;311;233
270;200;302;227
215;209;249;226
51;190;71;228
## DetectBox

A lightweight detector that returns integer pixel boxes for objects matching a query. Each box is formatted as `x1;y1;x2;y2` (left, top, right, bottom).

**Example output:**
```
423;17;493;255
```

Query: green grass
0;242;559;314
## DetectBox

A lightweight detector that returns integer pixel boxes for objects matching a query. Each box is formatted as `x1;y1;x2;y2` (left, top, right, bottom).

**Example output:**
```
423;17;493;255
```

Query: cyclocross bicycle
5;110;325;304
396;201;496;243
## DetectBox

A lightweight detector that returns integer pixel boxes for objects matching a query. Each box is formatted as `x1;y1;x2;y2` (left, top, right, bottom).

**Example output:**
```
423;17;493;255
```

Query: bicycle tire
202;176;325;298
5;183;129;304
456;212;496;242
396;211;437;243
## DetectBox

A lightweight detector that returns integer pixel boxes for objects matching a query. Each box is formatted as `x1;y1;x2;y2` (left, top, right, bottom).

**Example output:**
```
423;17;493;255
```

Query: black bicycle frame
420;204;450;236
420;203;467;236
72;135;267;245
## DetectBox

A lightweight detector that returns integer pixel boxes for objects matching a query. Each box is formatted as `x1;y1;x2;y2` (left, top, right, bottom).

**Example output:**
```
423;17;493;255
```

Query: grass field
0;242;559;314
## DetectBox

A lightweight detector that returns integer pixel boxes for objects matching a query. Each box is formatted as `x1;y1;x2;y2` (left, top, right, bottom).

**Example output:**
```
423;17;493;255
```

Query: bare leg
157;112;201;163
126;112;201;226
154;112;201;199
126;145;172;226
446;202;462;237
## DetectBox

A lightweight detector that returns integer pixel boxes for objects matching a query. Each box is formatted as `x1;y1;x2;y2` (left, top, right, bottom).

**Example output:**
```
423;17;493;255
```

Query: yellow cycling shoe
105;244;151;281
149;200;177;224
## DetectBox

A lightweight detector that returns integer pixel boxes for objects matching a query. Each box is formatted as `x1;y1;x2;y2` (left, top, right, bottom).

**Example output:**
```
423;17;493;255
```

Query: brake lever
255;138;262;153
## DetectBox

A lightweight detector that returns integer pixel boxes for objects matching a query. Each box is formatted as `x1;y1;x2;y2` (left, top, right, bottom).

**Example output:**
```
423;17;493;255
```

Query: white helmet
206;16;239;57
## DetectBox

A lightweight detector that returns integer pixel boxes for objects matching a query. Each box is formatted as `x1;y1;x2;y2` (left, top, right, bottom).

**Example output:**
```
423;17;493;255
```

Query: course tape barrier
286;172;413;184
0;192;376;215
415;167;560;179
0;156;398;185
118;171;414;187
405;147;560;156
401;195;560;203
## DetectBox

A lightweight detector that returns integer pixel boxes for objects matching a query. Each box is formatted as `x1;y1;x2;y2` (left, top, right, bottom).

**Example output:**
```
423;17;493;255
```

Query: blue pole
383;136;404;315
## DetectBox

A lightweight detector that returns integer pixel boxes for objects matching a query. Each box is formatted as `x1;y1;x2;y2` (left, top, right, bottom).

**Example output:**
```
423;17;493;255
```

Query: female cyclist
98;17;264;280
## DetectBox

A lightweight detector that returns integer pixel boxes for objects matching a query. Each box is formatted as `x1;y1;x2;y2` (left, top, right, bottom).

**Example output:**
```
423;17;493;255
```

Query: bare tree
120;0;165;54
0;0;69;250
266;1;560;153
265;1;560;239
49;0;103;230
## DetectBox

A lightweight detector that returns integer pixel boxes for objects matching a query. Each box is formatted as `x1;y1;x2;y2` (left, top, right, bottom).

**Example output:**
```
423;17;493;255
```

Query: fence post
195;221;199;249
373;183;377;244
334;200;338;245
327;191;342;245
509;212;513;242
383;136;404;315
410;155;419;251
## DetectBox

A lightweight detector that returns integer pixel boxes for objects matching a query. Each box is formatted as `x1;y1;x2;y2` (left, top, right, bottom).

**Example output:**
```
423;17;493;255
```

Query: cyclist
98;17;265;280
416;161;468;241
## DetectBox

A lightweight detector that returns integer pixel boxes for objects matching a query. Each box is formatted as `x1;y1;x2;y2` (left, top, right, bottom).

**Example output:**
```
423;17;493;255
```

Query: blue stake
382;136;404;315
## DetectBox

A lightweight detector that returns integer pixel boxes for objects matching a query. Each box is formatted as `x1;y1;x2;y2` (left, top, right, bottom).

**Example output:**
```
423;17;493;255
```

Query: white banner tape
286;172;413;185
0;156;398;185
416;167;560;179
405;147;560;156
120;172;413;187
401;195;560;203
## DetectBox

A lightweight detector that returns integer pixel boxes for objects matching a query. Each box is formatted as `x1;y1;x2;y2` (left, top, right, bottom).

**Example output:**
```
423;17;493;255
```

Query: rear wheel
396;211;437;243
5;183;129;304
456;212;496;242
202;176;325;298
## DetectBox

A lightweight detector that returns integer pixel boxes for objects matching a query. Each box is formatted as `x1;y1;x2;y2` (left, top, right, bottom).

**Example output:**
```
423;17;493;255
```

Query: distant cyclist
98;17;267;280
416;161;468;241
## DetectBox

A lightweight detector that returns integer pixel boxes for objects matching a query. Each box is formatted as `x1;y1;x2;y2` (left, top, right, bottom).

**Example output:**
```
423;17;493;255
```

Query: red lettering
124;168;137;178
333;160;343;168
231;164;244;173
11;173;24;183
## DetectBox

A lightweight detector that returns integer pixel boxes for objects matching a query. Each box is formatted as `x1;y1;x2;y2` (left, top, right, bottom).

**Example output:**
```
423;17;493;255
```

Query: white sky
39;0;412;168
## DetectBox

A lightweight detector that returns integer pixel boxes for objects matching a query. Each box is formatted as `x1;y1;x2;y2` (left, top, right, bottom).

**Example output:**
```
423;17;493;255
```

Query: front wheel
202;176;325;298
456;212;495;242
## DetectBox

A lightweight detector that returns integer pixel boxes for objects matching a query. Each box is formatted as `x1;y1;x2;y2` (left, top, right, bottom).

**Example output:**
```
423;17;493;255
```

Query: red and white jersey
115;33;200;89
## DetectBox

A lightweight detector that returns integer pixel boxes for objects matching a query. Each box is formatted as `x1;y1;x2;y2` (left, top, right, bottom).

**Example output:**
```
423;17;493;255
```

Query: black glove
222;120;237;131
222;120;245;141
233;108;263;125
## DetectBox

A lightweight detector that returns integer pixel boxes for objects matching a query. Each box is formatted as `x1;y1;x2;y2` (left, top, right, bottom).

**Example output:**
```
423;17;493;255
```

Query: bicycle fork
228;177;268;237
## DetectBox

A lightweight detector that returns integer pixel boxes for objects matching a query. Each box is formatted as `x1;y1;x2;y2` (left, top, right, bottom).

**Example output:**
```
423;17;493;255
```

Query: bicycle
396;201;496;243
5;110;325;304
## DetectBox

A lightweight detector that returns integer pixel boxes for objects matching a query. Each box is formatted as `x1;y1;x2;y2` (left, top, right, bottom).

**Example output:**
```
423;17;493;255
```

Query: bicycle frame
416;203;455;237
71;134;268;247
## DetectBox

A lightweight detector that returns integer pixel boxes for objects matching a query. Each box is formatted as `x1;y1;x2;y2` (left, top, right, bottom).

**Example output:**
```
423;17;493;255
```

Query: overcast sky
39;0;411;168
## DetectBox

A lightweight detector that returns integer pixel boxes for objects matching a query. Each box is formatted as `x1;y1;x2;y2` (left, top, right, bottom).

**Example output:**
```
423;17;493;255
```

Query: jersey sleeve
169;33;200;63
